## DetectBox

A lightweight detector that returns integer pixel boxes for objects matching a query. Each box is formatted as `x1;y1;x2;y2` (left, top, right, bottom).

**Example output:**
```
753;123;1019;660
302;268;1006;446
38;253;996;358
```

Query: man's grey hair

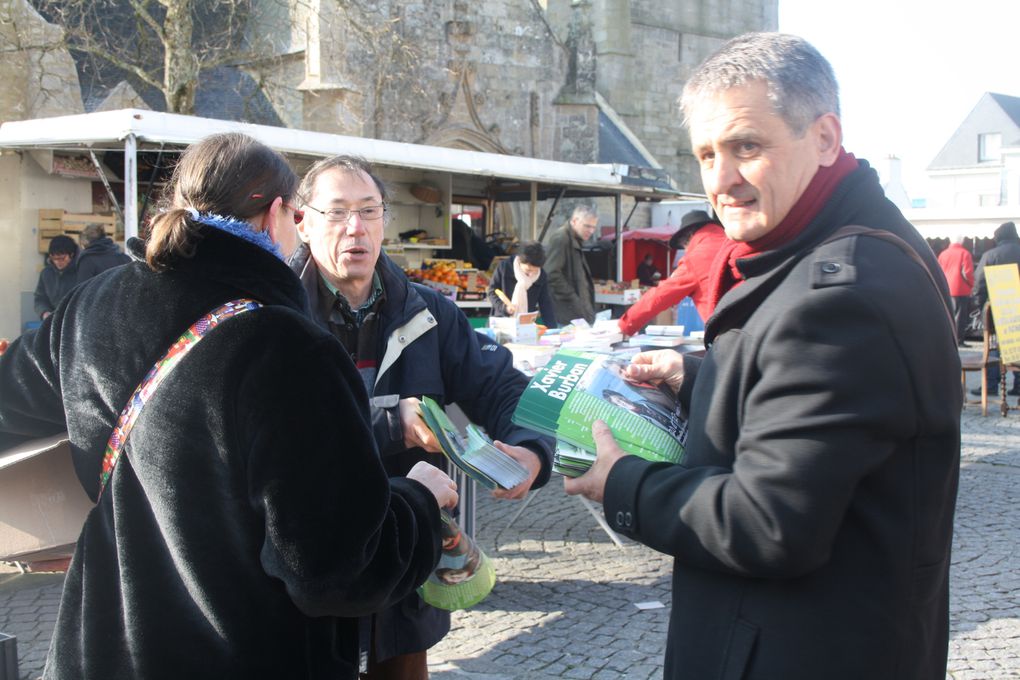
950;234;965;245
680;32;839;137
80;223;106;246
571;204;598;221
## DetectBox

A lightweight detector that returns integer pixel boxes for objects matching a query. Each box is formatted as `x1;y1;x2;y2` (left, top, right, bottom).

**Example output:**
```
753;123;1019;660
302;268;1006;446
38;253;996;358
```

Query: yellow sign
985;264;1020;364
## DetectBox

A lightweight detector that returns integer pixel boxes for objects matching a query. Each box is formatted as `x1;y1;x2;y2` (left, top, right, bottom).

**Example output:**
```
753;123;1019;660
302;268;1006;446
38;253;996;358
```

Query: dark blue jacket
292;246;552;660
75;236;130;285
33;260;78;318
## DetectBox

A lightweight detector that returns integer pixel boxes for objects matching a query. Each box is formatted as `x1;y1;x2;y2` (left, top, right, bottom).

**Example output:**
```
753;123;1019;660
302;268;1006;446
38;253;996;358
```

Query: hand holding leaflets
562;420;627;503
412;398;539;611
625;349;686;396
511;349;688;477
416;396;531;491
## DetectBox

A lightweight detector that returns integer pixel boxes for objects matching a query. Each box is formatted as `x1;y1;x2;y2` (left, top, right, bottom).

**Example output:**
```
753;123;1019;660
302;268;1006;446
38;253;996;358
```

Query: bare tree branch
125;0;165;42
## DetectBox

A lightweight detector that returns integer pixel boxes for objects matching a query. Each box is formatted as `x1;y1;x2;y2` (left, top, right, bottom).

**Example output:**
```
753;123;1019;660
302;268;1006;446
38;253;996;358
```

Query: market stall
0;108;696;338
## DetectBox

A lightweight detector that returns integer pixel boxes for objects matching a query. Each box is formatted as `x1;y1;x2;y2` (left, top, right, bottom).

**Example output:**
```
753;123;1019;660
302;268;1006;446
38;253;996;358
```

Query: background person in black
972;221;1020;395
74;223;130;285
33;235;78;320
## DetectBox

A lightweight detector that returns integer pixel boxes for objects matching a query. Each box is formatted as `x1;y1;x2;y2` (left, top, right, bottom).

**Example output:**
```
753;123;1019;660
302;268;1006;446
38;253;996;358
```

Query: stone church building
2;0;777;199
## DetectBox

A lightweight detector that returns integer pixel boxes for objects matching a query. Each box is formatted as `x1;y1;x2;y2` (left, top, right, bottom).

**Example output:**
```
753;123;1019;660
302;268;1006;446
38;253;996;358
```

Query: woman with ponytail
0;133;454;679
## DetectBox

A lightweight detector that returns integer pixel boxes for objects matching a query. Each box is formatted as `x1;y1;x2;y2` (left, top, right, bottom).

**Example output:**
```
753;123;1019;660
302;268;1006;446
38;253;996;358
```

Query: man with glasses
34;234;79;319
289;155;552;680
544;204;599;324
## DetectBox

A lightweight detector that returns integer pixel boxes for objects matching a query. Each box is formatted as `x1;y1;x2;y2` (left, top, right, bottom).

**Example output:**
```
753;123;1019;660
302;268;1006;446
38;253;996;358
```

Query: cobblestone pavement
2;376;1018;679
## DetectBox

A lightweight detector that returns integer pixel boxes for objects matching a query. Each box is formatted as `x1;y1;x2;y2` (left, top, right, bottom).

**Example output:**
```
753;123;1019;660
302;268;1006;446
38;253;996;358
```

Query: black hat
669;210;714;249
48;234;78;256
994;221;1018;243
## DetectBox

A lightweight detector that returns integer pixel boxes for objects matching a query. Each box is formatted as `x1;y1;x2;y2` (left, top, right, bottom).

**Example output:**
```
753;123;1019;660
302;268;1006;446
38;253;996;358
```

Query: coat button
426;316;435;324
615;511;624;526
624;512;633;527
821;262;841;274
398;335;406;343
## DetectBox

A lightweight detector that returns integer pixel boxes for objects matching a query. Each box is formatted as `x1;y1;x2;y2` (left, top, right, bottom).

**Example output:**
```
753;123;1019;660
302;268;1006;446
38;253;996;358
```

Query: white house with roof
905;93;1020;239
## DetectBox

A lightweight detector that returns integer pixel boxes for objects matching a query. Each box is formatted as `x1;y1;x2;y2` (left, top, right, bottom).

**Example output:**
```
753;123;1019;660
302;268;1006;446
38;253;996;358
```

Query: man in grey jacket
543;204;598;324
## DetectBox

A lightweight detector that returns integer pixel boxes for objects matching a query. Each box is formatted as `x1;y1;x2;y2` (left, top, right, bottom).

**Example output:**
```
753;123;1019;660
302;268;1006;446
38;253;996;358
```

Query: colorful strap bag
98;298;262;497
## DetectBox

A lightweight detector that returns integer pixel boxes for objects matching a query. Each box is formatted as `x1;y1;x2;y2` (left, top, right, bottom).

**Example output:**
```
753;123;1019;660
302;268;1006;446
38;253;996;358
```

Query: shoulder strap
820;225;956;341
98;298;263;498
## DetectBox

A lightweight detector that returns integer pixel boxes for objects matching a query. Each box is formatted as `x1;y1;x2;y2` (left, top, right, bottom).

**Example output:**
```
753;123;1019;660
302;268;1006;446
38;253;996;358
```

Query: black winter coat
293;247;552;661
973;235;1020;305
33;261;78;318
0;227;442;680
74;236;130;285
603;163;961;680
486;255;559;327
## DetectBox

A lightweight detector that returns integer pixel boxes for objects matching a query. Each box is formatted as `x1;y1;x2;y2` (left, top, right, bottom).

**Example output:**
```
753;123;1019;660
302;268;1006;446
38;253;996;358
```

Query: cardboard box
0;434;92;564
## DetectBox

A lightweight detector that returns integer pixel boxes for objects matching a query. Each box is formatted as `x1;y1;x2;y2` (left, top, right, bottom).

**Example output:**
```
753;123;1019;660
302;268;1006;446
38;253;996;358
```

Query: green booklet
418;396;530;490
512;349;687;476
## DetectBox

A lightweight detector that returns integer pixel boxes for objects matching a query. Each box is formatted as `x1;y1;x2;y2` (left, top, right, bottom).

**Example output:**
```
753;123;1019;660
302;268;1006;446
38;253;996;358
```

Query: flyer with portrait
512;349;687;476
417;512;496;611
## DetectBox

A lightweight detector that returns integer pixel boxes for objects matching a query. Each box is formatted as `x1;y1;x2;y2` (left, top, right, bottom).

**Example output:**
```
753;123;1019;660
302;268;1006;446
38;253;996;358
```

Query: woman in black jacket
0;133;455;680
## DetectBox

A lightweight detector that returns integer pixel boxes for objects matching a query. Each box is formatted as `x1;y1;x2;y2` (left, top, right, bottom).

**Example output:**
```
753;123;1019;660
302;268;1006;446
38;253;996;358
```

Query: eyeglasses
282;202;304;226
303;204;387;222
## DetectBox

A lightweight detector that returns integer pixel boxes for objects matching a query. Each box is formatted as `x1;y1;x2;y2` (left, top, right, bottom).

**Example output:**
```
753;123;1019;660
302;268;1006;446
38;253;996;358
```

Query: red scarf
705;148;859;310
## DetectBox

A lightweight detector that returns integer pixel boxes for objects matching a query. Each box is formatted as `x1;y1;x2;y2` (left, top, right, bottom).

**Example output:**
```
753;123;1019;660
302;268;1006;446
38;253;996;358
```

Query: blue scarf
187;208;283;261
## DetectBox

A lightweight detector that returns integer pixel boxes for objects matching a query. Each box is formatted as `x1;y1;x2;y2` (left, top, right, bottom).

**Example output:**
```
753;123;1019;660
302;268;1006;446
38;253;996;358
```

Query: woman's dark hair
145;132;298;271
517;241;546;268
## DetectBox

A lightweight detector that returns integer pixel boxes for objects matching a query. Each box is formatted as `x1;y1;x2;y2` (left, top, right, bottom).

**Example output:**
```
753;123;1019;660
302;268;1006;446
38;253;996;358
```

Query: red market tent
618;225;678;282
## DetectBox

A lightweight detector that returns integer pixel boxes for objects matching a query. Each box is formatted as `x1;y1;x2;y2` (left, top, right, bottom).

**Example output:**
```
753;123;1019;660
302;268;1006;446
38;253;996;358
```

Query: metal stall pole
530;182;538;241
615;194;623;282
124;133;139;241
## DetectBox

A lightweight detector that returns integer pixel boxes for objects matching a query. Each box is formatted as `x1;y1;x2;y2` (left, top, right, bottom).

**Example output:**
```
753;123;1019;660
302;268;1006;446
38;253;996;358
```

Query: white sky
778;0;1020;200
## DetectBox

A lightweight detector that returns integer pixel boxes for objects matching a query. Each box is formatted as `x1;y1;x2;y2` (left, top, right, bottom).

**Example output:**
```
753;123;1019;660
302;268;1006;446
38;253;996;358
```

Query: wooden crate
37;210;121;254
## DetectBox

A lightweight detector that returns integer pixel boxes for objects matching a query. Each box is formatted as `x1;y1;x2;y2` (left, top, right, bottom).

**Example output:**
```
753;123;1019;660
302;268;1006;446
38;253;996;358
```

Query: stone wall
600;0;778;191
0;0;84;122
249;0;777;194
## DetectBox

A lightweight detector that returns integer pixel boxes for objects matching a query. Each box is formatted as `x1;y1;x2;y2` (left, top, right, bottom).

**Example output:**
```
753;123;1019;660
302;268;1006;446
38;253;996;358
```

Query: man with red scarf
565;33;960;680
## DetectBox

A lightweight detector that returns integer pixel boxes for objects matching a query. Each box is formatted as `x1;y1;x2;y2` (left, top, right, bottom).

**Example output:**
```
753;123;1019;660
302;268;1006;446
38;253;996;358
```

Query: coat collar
705;160;936;342
173;225;310;313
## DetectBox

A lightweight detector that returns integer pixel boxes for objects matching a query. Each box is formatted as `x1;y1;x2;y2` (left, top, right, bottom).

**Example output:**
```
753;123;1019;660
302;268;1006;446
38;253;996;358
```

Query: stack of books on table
512;349;687;477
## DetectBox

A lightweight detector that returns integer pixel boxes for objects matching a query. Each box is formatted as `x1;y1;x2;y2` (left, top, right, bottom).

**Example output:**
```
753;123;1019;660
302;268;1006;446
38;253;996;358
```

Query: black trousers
951;295;970;344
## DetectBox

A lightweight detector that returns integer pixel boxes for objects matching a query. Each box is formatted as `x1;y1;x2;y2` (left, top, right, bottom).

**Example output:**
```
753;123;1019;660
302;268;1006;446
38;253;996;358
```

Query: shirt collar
320;270;384;325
